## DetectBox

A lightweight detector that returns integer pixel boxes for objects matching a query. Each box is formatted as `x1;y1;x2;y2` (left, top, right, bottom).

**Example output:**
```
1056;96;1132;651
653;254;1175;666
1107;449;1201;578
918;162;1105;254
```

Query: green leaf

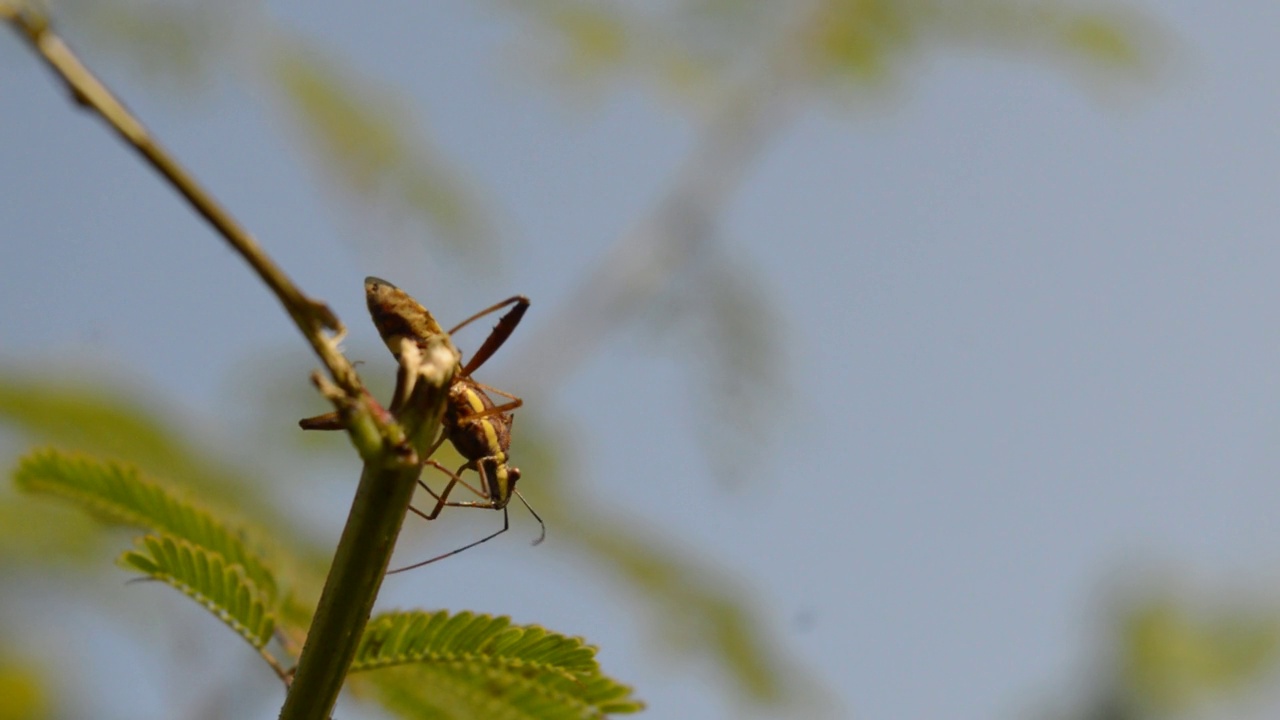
0;376;217;481
13;449;280;603
119;534;276;650
354;610;644;718
0;374;291;529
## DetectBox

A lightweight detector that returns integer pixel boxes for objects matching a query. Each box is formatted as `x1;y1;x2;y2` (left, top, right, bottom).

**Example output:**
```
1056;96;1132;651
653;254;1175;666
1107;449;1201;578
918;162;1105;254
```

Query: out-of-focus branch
510;34;806;395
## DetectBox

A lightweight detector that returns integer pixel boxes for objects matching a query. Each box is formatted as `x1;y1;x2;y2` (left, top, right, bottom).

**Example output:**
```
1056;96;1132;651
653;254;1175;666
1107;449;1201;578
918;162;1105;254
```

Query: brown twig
4;6;361;400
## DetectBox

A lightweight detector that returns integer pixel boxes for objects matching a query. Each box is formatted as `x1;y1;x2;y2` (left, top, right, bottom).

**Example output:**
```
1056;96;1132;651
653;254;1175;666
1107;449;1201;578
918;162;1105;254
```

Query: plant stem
279;346;454;720
4;6;459;715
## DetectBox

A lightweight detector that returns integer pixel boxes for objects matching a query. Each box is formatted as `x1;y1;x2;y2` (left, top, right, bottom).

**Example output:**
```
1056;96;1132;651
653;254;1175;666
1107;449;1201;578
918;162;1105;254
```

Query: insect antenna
514;490;546;546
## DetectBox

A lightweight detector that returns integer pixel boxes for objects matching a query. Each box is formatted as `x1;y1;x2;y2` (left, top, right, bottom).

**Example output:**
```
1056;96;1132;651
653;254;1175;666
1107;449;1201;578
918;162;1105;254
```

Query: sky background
3;2;1280;719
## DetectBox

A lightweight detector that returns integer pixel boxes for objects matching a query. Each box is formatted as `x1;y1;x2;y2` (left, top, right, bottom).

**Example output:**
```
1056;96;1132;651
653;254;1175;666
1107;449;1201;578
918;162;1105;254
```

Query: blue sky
4;2;1280;718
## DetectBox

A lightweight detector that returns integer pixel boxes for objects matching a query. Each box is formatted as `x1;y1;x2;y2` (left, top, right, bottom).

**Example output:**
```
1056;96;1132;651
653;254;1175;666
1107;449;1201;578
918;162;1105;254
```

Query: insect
300;277;544;570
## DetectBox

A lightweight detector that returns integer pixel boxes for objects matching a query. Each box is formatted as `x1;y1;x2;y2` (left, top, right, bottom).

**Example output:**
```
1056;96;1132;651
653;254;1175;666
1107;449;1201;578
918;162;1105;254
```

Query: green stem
277;462;418;719
279;349;453;720
6;7;458;714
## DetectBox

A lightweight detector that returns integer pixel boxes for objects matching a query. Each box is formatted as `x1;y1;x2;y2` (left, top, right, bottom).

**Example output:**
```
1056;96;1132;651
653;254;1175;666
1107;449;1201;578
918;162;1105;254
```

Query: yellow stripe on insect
460;384;507;466
461;387;486;414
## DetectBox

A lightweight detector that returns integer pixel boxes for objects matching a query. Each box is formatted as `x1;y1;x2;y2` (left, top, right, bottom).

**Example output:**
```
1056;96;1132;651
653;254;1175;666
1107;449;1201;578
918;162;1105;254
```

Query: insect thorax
444;382;513;461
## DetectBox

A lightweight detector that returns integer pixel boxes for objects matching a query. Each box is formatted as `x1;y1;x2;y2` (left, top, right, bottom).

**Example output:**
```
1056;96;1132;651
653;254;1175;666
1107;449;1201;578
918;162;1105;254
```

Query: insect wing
364;276;457;361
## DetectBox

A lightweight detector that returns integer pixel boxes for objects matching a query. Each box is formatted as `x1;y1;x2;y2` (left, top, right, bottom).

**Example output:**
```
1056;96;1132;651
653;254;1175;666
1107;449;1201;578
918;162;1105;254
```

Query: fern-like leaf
120;534;276;650
13;449;279;601
353;610;643;718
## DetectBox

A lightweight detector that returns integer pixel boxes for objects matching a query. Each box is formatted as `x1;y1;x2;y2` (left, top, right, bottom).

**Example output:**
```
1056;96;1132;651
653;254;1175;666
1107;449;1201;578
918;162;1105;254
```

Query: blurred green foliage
1046;591;1280;720
499;418;798;706
1121;595;1280;715
513;0;1160;99
9;1;1259;719
352;610;645;717
5;442;647;717
0;375;306;549
0;364;813;715
267;35;494;259
0;657;48;720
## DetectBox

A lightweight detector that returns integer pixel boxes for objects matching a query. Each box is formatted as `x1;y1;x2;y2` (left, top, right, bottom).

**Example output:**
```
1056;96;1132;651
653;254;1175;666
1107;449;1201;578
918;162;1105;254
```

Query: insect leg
386;506;510;574
407;469;459;522
455;399;521;422
299;388;395;430
453;296;530;376
409;460;490;520
298;411;343;430
460;379;523;418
